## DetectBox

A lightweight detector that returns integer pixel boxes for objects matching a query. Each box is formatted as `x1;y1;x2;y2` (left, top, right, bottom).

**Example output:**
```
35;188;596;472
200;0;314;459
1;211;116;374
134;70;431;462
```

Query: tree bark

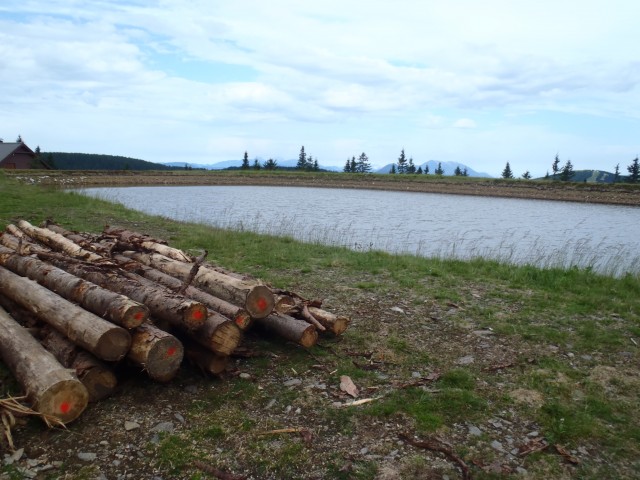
0;305;89;424
0;245;148;329
41;328;118;402
122;251;274;319
179;313;242;356
16;220;106;263
0;231;48;255
308;307;350;335
103;226;192;262
128;322;184;382
183;339;229;375
0;266;131;362
114;254;253;330
38;253;207;332
255;313;318;348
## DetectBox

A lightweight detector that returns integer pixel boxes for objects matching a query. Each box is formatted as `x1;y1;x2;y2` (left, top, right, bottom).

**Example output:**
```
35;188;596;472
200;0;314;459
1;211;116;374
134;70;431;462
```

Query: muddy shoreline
8;170;640;206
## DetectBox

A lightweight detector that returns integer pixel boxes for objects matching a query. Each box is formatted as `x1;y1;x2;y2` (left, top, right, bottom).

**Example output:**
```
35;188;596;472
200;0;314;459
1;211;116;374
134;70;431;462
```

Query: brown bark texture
0;305;89;424
256;313;318;348
0;266;131;362
128;322;184;382
307;307;351;335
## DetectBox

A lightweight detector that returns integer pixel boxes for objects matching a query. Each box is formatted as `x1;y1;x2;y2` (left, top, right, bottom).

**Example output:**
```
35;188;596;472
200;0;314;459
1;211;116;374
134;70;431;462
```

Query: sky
1;1;639;177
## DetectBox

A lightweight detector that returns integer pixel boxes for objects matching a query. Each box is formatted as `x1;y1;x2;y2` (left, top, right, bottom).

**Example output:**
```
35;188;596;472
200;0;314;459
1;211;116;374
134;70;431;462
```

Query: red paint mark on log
134;312;145;321
192;309;204;321
60;402;71;414
167;347;177;357
257;298;268;312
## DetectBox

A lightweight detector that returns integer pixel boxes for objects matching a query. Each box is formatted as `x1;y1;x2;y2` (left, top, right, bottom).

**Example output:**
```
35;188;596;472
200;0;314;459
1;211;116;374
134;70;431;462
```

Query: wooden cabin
0;141;50;169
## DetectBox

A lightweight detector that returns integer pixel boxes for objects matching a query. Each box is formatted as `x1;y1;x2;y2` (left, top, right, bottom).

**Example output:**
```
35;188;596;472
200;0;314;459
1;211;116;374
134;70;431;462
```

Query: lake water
76;185;640;276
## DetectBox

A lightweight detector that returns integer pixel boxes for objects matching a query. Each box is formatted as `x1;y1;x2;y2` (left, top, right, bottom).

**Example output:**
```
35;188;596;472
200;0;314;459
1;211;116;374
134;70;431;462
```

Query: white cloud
453;119;477;129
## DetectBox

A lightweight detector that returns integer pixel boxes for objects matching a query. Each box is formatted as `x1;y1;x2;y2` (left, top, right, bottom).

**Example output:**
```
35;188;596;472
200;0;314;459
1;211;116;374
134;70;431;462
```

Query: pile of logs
0;220;350;425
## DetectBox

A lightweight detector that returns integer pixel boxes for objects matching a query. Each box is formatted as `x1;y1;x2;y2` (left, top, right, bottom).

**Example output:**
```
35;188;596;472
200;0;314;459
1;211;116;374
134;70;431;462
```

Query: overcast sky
1;1;639;177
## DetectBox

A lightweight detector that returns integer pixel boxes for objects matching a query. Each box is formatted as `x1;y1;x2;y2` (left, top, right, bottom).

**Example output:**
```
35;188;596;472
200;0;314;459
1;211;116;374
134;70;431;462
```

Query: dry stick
0;245;148;329
103;226;192;262
123;250;274;319
307;306;350;335
177;250;207;295
255;313;318;348
0;266;131;362
300;304;327;332
128;322;184;382
0;305;89;424
399;432;472;480
113;254;253;331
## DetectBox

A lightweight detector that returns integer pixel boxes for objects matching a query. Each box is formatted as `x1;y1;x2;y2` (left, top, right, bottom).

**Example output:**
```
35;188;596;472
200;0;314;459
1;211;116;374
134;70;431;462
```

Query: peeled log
128;323;184;382
0;266;131;362
256;313;318;348
190;313;242;356
41;328;117;402
0;245;148;329
103;226;192;262
0;306;89;423
16;220;106;263
39;254;207;332
308;307;350;335
123;251;274;319
114;255;253;330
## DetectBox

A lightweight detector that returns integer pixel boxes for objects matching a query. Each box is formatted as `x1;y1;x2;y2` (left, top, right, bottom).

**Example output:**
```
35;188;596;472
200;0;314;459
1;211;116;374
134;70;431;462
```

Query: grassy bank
1;171;639;479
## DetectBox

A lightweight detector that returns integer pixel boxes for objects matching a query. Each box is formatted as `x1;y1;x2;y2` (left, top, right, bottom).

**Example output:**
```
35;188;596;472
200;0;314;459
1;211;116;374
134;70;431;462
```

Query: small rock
284;378;302;387
151;422;175;433
184;385;198;394
112;460;121;467
567;352;575;358
3;447;24;465
516;467;528;475
360;447;369;455
17;468;36;479
99;440;109;446
491;441;504;452
77;452;97;462
266;399;277;409
472;329;494;337
124;421;140;431
174;413;185;424
411;371;421;378
390;306;405;314
456;355;475;365
239;373;251;380
527;431;539;437
581;355;593;361
468;425;482;437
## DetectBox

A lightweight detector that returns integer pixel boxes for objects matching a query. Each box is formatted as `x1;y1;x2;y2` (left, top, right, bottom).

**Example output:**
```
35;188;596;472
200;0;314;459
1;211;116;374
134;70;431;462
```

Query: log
0;245;148;329
128;322;184;382
38;253;207;332
16;220;106;263
0;231;48;255
274;294;298;315
308;307;350;335
103;226;192;262
183;339;229;375
44;223;114;257
123;251;274;319
41;328;118;402
0;266;131;362
190;313;242;356
256;313;318;348
113;254;253;330
0;305;89;423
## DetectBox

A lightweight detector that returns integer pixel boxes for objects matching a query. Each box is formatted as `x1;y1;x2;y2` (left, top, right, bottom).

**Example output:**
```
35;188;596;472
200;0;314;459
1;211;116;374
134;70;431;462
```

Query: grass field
1;170;639;479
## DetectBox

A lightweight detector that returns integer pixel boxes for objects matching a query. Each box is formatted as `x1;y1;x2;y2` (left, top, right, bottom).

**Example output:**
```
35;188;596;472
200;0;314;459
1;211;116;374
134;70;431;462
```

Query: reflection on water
75;185;640;276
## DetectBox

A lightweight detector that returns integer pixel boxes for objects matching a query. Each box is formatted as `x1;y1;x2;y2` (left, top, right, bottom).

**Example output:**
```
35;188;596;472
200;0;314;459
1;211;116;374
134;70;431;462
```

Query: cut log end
209;321;243;356
79;368;118;403
94;328;132;362
246;285;275;319
233;310;253;331
116;304;149;329
144;336;184;383
35;378;89;424
182;303;208;331
300;326;319;348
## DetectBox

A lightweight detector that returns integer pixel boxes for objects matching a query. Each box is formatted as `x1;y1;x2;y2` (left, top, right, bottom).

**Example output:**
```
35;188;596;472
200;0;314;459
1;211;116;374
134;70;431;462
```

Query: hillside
540;169;620;183
44;152;179;171
375;160;492;177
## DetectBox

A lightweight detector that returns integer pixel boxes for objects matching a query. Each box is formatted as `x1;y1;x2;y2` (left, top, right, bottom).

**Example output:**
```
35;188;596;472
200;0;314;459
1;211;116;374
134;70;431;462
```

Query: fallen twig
399;432;471;480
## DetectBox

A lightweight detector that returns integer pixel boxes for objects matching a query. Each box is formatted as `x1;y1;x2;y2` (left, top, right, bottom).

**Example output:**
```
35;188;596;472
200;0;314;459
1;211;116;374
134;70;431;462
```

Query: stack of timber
0;220;350;426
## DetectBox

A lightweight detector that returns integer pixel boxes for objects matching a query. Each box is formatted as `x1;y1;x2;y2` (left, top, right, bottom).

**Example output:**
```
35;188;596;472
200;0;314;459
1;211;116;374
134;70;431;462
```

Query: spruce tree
435;162;444;175
462;168;468;177
307;155;314;171
389;164;396;174
627;157;640;183
454;166;462;176
264;158;277;170
417;166;423;174
522;171;531;180
241;151;250;170
397;149;407;174
560;159;575;181
296;146;307;169
501;162;514;179
357;152;371;173
407;157;416;173
552;154;560;179
613;164;620;183
253;158;261;170
313;158;319;171
424;164;429;174
350;156;357;173
343;159;352;173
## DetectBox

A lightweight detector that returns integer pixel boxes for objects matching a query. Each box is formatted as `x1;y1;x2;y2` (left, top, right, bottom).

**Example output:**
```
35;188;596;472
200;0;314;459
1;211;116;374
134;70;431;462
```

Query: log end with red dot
246;286;275;319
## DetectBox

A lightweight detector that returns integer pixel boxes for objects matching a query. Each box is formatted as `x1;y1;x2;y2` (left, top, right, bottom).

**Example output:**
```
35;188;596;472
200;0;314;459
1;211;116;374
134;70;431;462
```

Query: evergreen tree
560;159;575;181
35;145;41;155
462;168;468;177
389;164;396;174
424;164;429;174
16;134;22;143
313;158;319;171
264;158;278;170
397;149;407;174
241;151;250;170
307;155;314;171
350;156;357;173
343;158;352;173
296;146;307;169
552;154;560;178
522;171;531;180
454;166;462;176
501;162;514;179
627;157;640;183
407;157;416;173
545;171;550;179
253;158;261;170
416;166;423;174
46;152;56;169
435;162;444;175
356;152;371;173
613;163;620;183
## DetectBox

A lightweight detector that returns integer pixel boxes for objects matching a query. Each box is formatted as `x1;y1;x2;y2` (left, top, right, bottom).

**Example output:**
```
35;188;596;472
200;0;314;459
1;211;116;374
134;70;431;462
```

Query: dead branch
399;432;472;480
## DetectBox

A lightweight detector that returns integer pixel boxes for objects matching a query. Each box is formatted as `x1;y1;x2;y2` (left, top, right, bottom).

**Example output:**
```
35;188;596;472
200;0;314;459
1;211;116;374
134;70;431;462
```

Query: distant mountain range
373;160;492;177
163;159;343;171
